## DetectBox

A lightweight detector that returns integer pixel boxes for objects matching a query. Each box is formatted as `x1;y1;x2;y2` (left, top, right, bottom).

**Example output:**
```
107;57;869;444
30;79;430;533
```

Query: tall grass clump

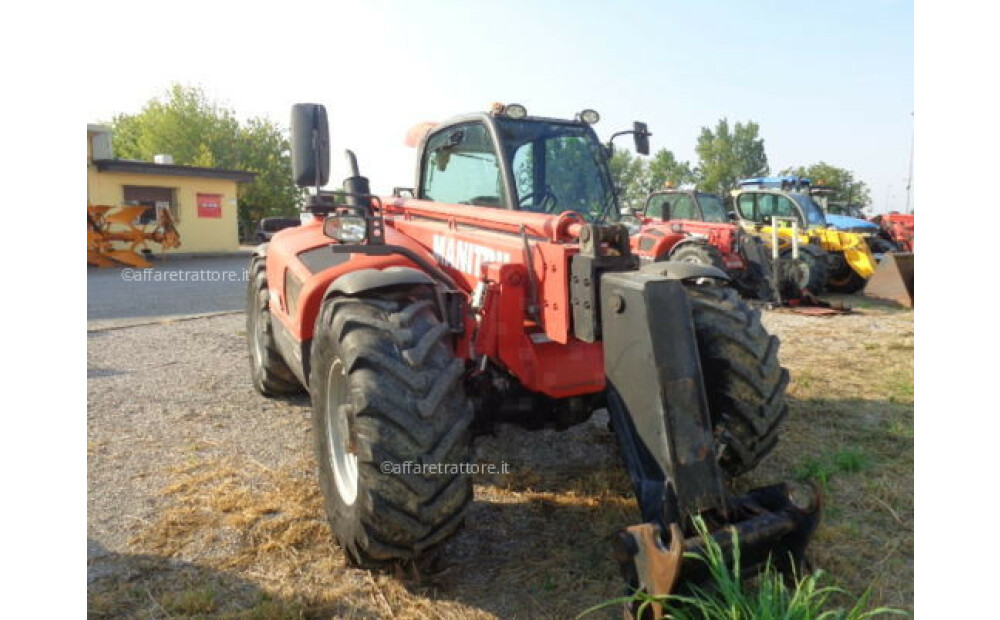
578;517;907;619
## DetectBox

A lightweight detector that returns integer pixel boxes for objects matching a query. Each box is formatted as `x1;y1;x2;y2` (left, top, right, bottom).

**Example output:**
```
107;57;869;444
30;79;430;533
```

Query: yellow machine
87;204;181;268
731;185;877;293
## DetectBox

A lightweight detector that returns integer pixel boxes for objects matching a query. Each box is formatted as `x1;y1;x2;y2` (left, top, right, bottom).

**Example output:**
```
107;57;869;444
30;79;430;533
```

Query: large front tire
686;285;790;477
669;242;728;272
826;252;867;294
247;260;302;396
780;243;829;295
310;291;474;566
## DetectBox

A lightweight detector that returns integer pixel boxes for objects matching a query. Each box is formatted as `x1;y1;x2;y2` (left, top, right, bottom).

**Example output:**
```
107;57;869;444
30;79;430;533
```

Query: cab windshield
790;193;828;227
497;119;618;222
697;193;729;223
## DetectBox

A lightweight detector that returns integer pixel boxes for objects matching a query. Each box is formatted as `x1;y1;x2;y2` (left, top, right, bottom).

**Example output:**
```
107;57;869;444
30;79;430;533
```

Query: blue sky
85;0;914;212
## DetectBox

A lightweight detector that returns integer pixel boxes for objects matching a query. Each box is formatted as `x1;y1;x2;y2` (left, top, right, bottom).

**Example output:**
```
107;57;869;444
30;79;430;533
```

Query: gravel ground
87;313;619;601
88;300;913;617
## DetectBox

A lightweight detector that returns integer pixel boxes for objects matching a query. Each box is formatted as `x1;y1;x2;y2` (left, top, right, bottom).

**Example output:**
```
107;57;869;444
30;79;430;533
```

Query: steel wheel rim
325;359;358;505
792;259;810;289
251;291;267;367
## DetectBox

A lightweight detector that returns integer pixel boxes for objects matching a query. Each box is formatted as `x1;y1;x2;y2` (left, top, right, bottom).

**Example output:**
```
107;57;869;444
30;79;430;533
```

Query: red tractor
629;189;775;300
872;212;914;252
247;102;818;616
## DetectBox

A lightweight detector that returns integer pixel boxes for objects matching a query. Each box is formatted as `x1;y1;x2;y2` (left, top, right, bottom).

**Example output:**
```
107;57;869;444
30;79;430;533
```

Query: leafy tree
609;149;649;211
609;147;696;212
694;119;769;195
647;148;696;190
111;85;304;237
779;162;872;207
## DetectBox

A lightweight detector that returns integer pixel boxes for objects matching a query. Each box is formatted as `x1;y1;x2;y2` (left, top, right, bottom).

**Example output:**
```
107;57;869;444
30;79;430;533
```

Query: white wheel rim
251;293;266;366
796;262;811;288
325;359;358;505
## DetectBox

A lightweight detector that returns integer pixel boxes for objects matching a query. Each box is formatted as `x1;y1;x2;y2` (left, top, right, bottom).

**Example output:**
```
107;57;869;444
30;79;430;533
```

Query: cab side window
645;194;670;220
775;195;800;224
670;195;697;220
737;194;757;221
757;194;777;221
420;123;505;207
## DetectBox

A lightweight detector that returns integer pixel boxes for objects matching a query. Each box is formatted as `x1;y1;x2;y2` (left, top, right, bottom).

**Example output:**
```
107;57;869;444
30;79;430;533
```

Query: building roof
93;159;257;183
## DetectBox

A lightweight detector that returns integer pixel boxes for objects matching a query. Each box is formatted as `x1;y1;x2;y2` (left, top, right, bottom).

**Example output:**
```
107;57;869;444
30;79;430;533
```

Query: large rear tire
310;290;473;566
247;260;303;396
686;285;790;477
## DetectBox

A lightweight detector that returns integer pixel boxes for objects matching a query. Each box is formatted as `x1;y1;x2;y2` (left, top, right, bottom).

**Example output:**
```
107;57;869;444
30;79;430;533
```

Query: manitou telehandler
247;102;819;618
629;188;776;301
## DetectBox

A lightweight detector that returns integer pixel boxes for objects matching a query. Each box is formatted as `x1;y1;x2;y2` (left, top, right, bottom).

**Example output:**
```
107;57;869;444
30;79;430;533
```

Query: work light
323;211;367;243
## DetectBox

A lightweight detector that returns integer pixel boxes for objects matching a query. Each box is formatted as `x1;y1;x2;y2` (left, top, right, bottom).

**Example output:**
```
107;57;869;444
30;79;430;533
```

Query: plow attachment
598;268;820;619
87;204;181;268
863;252;914;308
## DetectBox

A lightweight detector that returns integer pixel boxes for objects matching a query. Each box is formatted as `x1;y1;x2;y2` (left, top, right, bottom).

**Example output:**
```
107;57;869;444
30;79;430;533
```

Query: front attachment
599;270;820;618
864;252;914;307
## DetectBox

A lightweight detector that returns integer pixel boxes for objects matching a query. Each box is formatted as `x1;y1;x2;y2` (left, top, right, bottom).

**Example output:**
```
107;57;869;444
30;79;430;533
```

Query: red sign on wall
197;193;223;218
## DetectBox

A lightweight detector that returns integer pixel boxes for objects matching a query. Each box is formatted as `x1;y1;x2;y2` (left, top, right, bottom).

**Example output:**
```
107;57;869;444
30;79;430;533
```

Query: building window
123;186;178;224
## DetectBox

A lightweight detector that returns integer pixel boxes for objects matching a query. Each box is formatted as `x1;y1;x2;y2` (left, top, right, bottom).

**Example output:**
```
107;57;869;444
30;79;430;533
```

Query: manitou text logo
432;235;512;276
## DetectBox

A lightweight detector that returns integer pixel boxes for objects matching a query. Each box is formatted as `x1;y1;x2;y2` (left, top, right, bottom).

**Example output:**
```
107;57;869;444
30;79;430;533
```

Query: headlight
323;213;367;243
505;103;528;119
578;109;600;124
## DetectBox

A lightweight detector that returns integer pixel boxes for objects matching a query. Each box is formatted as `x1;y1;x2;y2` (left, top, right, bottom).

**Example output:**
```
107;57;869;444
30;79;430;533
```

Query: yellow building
87;124;255;254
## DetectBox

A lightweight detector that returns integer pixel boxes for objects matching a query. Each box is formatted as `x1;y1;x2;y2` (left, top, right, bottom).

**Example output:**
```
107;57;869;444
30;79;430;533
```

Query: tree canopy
110;85;303;236
694;119;769;195
779;162;872;207
610;147;695;210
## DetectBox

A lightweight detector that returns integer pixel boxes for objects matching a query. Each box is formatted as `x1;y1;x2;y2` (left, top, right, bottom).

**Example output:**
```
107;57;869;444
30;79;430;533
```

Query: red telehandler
247;102;819;618
629;188;776;301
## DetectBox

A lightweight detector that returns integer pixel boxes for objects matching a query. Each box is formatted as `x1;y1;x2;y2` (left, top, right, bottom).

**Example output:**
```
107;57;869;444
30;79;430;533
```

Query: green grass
795;449;871;487
578;517;907;620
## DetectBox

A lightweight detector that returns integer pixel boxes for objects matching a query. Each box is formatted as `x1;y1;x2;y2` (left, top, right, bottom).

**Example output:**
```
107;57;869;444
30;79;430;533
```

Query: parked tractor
247;103;818;617
732;177;877;294
629;189;775;300
808;186;900;256
872;212;914;252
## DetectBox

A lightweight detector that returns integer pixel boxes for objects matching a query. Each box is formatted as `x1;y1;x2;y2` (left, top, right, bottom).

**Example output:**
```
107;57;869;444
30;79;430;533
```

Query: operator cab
412;103;650;225
733;176;828;230
641;189;730;223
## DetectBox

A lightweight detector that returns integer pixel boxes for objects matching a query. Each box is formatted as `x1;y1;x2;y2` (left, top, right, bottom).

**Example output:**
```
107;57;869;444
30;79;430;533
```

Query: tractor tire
826;253;867;294
780;243;829;295
733;260;774;301
247;261;303;396
669;242;728;272
686;285;790;477
310;290;474;566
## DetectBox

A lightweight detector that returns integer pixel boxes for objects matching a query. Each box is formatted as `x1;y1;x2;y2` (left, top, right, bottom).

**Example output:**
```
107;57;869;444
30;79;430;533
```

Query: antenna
904;111;914;214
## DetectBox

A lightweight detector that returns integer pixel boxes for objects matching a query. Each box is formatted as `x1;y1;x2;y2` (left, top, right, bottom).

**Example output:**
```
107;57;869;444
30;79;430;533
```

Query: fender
640;261;731;282
323;266;435;298
252;242;268;259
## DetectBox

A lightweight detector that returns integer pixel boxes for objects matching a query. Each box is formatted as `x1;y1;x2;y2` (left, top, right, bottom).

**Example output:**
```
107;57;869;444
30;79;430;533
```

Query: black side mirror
633;121;650;155
291;103;330;188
